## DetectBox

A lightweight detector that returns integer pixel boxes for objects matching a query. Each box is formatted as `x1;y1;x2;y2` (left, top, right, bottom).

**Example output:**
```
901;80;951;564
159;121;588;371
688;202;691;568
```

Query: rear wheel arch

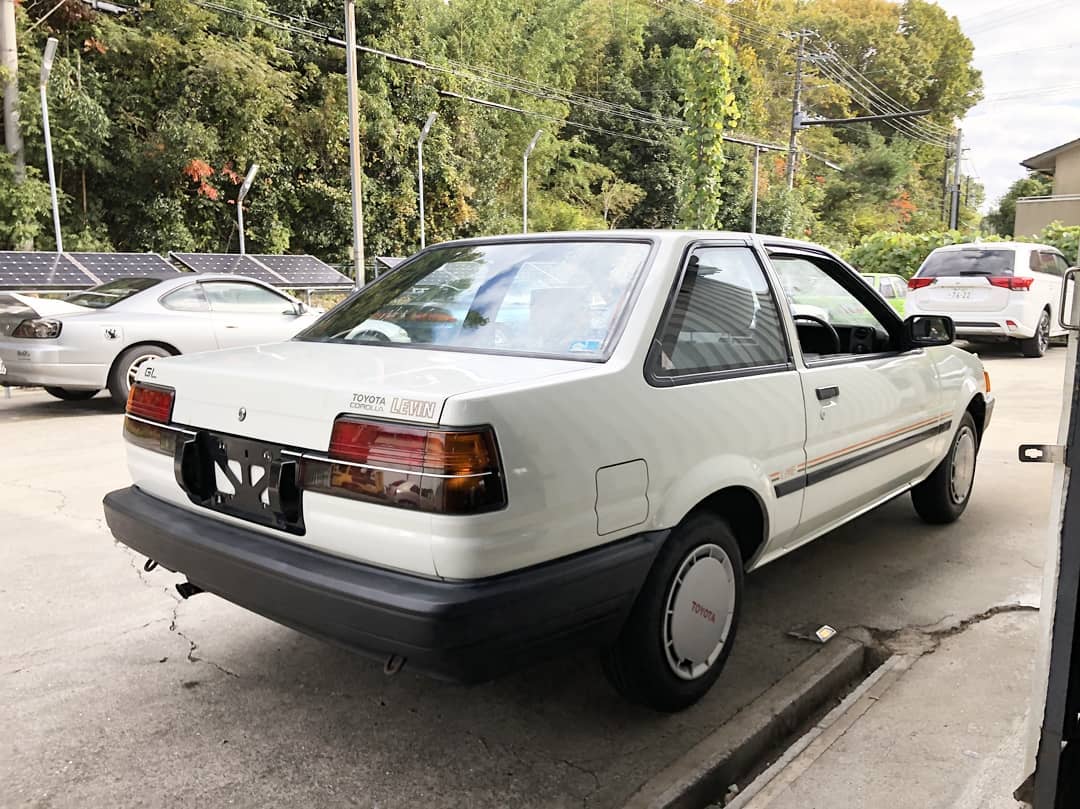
965;393;988;446
106;341;180;403
685;485;769;569
106;340;180;380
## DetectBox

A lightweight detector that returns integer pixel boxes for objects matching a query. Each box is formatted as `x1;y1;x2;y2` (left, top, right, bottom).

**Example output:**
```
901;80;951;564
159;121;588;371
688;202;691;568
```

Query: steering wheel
792;314;842;354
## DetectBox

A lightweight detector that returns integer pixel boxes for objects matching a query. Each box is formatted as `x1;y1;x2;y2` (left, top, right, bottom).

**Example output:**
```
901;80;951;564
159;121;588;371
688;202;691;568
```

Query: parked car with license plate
0;274;324;404
905;241;1072;357
103;231;992;710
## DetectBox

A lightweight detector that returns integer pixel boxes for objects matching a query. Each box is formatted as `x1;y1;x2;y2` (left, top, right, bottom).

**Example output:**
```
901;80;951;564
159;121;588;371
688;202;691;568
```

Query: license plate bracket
175;432;305;534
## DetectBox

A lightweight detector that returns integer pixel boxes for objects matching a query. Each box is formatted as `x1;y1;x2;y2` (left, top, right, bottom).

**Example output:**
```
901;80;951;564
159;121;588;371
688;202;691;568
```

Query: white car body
0;274;322;401
905;241;1072;355
104;231;992;708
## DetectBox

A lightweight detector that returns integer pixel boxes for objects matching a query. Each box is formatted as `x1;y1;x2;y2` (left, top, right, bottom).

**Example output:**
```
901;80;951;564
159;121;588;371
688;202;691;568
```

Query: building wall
1015;196;1080;237
1053;146;1080;195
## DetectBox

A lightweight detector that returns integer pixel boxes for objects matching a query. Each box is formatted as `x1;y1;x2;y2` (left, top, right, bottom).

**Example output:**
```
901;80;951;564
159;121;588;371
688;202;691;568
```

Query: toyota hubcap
950;427;977;504
663;543;736;680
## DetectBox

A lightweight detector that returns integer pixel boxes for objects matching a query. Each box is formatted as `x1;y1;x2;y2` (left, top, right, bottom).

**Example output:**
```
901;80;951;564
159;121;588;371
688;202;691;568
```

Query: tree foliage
0;0;985;265
984;173;1054;236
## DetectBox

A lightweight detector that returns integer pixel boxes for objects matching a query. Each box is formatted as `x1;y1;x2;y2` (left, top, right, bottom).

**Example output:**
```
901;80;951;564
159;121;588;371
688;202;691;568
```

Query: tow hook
384;654;406;675
175;581;204;599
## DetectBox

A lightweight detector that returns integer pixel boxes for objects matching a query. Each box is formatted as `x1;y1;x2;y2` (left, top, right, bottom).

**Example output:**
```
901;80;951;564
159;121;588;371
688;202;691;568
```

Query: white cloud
933;0;1080;210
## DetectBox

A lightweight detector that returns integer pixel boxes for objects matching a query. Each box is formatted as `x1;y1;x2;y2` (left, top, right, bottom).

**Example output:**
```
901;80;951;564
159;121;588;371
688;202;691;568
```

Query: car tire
1019;310;1050;358
108;345;173;404
603;513;743;712
43;386;99;401
911;412;979;525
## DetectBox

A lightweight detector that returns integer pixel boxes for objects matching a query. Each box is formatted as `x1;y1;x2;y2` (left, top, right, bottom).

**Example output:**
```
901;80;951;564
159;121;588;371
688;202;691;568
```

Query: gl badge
237;407;247;422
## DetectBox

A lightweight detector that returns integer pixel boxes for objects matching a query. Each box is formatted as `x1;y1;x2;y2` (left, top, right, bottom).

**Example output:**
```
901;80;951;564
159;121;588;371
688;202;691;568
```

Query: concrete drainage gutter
624;635;870;809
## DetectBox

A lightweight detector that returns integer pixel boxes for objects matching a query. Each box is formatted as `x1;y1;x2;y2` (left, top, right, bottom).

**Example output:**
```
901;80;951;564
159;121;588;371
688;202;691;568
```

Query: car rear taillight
988;276;1033;291
908;277;934;290
302;416;506;514
123;383;177;455
127;383;175;423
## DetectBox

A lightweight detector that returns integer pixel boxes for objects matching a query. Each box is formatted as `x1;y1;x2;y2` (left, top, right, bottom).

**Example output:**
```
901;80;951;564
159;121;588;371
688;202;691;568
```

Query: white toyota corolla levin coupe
104;231;993;710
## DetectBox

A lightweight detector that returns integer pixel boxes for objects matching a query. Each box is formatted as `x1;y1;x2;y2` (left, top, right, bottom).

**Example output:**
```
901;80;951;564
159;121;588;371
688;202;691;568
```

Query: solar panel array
171;253;351;287
0;250;351;291
0;251;181;290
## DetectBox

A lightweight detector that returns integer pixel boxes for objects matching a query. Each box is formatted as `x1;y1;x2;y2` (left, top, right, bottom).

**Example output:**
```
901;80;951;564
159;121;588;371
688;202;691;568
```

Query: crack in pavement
169;601;240;679
562;758;601;808
859;602;1039;657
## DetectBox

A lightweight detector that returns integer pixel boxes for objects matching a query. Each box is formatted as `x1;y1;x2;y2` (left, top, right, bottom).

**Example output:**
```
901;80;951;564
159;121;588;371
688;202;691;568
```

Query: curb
623;636;867;809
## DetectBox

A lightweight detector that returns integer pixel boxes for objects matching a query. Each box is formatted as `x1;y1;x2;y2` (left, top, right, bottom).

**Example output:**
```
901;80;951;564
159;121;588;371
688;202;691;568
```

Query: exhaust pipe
175;581;204;599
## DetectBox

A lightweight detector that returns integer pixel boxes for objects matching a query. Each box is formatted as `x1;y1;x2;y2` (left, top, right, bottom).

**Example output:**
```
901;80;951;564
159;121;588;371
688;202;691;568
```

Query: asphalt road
0;343;1060;809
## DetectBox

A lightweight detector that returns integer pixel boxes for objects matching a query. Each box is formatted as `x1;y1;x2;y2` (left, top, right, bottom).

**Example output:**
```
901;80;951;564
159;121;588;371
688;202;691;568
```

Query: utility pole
949;128;963;230
750;146;760;234
785;30;808;190
236;163;258;255
2;0;29;249
344;0;365;287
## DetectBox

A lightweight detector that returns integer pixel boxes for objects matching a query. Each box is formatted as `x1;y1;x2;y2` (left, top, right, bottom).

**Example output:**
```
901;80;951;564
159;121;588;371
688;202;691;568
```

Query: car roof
102;273;271;289
416;229;830;253
931;241;1058;253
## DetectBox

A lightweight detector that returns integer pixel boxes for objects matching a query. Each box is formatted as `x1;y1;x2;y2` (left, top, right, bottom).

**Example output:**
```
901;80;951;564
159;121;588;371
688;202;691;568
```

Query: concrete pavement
0;343;1061;808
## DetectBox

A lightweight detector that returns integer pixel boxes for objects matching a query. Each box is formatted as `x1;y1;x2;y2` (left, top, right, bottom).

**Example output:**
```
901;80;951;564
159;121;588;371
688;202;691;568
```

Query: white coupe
104;231;992;710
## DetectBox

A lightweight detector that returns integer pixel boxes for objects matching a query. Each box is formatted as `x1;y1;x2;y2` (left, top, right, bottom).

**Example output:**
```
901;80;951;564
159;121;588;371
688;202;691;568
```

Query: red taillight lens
908;277;934;290
126;383;175;423
988;276;1033;291
306;417;506;514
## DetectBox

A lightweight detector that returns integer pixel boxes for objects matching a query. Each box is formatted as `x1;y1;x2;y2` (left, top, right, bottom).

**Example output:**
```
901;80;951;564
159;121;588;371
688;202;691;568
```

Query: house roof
1021;136;1080;173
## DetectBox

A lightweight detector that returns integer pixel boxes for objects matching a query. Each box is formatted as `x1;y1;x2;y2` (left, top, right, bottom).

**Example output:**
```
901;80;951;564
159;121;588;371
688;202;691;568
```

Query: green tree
984;174;1053;236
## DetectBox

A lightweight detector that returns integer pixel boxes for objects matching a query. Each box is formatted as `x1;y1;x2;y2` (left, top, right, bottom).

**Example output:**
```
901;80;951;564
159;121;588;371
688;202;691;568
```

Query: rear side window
161;284;210;312
653;246;788;377
918;249;1016;278
1031;251;1066;276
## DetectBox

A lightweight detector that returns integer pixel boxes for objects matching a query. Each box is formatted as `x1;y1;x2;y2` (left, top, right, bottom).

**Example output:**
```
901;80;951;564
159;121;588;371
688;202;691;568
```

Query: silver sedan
0;274;325;404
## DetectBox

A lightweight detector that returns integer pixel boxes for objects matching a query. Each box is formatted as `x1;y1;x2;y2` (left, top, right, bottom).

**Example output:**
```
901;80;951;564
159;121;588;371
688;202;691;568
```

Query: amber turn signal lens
983;371;991;393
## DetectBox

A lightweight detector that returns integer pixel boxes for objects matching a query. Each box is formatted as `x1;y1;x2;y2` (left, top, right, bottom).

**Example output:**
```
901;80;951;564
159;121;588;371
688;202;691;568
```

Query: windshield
298;240;652;359
65;277;163;309
918;249;1016;278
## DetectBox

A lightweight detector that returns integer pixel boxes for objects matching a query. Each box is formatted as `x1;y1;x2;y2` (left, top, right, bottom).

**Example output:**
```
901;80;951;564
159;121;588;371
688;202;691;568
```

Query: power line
810;42;954;139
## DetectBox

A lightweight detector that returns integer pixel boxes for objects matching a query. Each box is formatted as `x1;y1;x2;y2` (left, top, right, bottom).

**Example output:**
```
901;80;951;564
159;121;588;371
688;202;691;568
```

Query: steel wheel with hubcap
108;345;174;405
604;513;743;711
1020;311;1050;358
912;411;979;524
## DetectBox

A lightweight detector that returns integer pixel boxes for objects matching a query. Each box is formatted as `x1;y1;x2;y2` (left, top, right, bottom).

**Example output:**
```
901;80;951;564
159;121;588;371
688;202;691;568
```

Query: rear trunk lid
910;248;1017;313
149;340;589;451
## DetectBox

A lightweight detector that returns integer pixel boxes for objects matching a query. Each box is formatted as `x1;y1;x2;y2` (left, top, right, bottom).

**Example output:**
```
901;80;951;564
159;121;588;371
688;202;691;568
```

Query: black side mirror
903;314;954;348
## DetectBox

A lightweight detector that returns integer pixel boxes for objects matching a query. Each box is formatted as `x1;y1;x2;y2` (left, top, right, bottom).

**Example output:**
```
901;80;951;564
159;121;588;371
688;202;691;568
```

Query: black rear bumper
103;486;665;683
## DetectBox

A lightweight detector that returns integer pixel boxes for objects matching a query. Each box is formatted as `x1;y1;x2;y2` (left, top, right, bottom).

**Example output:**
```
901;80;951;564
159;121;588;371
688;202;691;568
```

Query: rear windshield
65;277;162;308
917;249;1016;278
297;240;651;360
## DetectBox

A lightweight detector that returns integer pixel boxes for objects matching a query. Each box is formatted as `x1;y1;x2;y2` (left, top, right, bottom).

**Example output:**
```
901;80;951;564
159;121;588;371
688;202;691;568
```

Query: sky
934;0;1080;211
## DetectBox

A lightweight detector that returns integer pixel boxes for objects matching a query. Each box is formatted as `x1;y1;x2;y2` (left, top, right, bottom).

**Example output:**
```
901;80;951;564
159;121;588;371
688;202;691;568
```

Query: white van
905;242;1072;357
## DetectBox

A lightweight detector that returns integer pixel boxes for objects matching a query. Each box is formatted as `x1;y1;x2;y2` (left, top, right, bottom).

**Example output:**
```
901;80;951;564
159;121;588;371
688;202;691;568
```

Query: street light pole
344;0;365;287
39;37;61;253
523;129;543;234
236;163;259;255
417;111;436;249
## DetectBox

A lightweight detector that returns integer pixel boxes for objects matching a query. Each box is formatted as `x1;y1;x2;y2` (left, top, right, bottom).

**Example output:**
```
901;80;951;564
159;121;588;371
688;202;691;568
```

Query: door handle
815;385;840;401
224;324;240;329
